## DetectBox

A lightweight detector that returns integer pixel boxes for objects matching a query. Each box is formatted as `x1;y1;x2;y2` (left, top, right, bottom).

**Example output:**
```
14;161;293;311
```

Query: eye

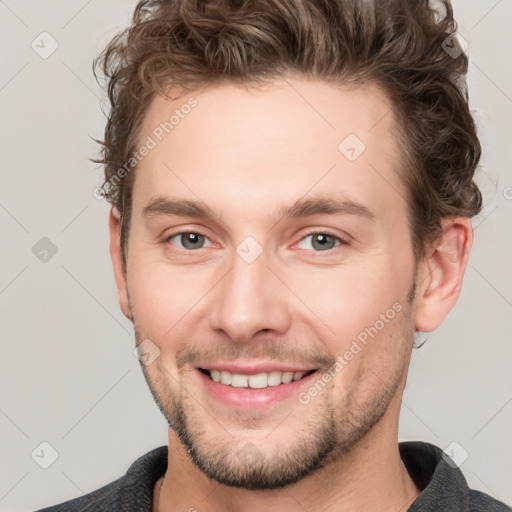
165;230;347;253
296;231;347;252
167;232;213;251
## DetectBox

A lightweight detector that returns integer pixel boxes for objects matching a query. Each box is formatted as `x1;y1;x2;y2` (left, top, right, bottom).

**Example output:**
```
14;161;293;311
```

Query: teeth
267;371;282;387
248;373;268;389
231;373;248;388
220;371;232;385
281;371;294;383
206;369;310;388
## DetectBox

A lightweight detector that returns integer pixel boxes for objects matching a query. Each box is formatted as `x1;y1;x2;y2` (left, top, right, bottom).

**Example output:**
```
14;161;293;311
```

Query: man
36;0;510;510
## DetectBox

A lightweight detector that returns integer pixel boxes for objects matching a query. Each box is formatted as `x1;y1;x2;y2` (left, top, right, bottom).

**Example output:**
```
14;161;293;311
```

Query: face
116;78;420;489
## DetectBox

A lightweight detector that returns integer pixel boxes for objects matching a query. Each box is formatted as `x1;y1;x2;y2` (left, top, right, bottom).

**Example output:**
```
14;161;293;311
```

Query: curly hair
92;0;482;265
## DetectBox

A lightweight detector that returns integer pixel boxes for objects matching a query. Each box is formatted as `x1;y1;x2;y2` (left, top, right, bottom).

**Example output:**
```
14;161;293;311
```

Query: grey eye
300;233;340;251
169;232;207;250
311;234;337;251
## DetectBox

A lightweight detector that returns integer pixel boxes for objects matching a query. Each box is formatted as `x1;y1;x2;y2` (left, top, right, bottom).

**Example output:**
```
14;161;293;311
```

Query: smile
199;368;316;389
196;366;319;409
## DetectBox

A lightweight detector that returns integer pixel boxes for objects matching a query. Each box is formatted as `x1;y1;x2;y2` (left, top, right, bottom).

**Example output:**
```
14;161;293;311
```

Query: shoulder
399;441;510;511
33;446;168;512
32;477;124;512
468;489;511;512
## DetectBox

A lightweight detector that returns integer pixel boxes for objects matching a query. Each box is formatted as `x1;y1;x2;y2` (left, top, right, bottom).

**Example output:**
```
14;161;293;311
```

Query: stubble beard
135;324;413;491
130;270;417;490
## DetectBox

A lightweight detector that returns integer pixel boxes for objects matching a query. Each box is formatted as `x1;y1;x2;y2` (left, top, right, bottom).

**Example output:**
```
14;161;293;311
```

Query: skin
109;77;473;512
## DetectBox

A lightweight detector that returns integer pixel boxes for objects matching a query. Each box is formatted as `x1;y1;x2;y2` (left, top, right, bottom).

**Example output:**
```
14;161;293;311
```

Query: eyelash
295;230;349;252
165;230;349;254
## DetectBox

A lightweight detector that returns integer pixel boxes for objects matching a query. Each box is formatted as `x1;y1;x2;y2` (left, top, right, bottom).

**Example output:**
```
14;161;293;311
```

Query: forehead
132;78;407;223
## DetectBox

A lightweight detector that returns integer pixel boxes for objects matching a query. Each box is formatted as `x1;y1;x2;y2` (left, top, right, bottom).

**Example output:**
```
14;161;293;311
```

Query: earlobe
414;217;473;333
109;208;133;321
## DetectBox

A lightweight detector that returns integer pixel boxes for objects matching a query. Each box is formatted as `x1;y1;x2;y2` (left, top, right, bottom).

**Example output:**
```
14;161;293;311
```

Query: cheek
286;257;413;390
128;260;211;339
288;262;407;339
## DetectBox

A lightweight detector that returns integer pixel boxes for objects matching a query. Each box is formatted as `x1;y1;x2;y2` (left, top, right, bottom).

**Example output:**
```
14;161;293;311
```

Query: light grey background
0;1;510;510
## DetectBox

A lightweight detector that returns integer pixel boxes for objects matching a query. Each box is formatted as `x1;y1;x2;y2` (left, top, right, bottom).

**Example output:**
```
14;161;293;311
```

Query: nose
208;251;292;343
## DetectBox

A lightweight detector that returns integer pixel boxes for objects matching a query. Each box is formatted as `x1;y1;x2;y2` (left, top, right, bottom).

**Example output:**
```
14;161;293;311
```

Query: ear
414;217;473;332
109;208;132;321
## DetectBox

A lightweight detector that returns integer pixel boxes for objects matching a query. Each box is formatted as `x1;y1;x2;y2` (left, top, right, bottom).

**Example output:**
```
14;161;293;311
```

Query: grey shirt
34;441;510;511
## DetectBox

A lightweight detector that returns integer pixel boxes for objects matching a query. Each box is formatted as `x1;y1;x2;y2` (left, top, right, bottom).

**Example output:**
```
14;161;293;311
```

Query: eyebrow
142;195;375;223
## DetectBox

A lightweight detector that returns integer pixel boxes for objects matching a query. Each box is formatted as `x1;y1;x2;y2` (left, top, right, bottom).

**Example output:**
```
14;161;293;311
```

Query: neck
156;401;420;512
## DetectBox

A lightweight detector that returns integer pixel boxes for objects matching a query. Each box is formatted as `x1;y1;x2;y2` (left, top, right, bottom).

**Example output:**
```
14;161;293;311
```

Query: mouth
198;368;317;389
196;366;319;409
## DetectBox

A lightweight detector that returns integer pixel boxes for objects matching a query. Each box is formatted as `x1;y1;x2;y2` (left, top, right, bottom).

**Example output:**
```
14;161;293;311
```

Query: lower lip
197;369;318;409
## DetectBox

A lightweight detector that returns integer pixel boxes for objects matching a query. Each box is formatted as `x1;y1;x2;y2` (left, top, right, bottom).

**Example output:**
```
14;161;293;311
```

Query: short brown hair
92;0;482;265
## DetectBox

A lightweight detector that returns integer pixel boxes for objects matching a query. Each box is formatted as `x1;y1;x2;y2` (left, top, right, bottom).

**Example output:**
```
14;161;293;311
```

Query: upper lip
197;362;317;375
